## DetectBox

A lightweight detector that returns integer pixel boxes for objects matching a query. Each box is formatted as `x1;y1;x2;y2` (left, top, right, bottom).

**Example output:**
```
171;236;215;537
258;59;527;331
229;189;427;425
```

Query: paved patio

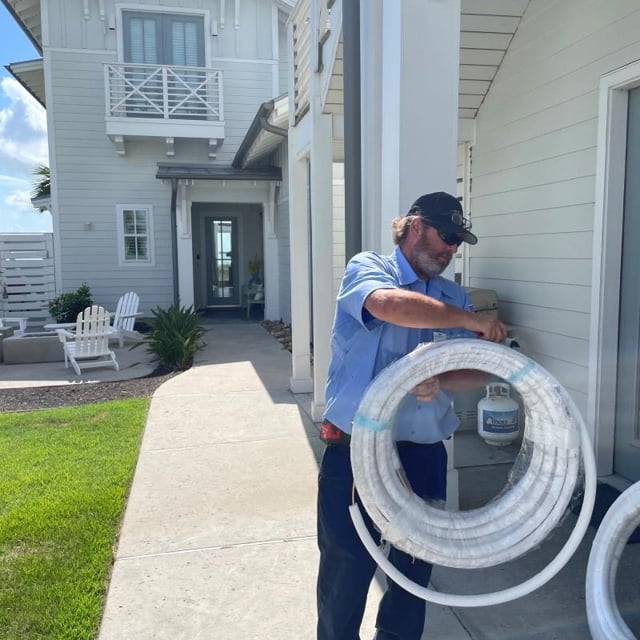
0;338;156;389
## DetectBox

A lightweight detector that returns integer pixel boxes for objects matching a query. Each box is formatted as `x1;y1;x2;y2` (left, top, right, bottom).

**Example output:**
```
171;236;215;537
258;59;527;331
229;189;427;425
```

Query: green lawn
0;399;149;640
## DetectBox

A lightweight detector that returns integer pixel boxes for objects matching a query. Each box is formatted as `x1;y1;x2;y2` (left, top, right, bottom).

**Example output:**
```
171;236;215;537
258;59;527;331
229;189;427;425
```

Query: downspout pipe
259;115;288;138
343;0;362;261
170;178;179;306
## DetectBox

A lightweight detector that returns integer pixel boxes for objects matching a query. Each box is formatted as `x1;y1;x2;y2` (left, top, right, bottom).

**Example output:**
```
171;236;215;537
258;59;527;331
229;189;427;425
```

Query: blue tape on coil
506;359;536;385
353;412;391;432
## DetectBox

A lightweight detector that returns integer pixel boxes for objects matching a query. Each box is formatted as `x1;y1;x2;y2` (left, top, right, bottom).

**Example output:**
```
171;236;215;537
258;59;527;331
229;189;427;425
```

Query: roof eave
233;94;289;169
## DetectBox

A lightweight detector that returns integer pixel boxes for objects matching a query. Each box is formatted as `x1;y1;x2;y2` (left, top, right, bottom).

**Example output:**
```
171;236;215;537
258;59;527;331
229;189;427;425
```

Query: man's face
410;222;459;279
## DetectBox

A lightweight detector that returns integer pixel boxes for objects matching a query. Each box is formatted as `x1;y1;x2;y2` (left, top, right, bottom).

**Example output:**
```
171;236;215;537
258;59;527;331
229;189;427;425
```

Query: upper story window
123;12;205;67
120;12;208;120
117;205;155;266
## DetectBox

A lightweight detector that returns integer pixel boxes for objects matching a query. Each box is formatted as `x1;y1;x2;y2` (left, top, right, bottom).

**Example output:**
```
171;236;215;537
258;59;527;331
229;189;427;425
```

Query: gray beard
412;251;450;279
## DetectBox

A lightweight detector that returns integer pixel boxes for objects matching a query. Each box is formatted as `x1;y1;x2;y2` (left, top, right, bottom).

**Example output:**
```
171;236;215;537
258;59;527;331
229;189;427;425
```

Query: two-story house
4;0;293;323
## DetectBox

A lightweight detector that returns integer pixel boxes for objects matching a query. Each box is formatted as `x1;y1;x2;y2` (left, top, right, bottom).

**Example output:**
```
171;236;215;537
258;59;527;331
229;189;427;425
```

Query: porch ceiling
5;58;44;107
325;0;531;120
1;0;42;54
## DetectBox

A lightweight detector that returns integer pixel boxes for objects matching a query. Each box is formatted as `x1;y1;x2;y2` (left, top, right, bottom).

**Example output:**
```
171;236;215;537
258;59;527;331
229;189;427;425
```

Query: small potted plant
248;255;262;288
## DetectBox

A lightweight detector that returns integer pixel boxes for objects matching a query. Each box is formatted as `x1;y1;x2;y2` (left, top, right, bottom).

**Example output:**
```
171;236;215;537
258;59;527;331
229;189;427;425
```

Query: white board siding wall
332;162;345;300
278;18;288;95
48;50;173;313
45;0;278;61
213;58;279;163
469;0;640;416
270;144;291;324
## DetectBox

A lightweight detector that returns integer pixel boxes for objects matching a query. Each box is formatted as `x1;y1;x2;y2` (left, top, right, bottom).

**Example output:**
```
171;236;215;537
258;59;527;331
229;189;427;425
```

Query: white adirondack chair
108;291;142;347
58;305;119;376
0;316;28;336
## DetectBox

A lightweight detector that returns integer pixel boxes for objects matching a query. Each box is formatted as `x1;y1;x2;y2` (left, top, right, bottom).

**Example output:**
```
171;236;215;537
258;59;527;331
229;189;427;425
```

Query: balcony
104;63;225;157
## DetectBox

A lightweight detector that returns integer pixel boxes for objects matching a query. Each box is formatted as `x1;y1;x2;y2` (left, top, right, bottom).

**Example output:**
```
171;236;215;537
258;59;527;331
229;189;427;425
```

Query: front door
206;217;239;308
614;86;640;481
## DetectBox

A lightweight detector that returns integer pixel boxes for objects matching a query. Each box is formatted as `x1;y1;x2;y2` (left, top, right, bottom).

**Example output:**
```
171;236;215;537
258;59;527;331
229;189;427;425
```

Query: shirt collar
393;246;420;287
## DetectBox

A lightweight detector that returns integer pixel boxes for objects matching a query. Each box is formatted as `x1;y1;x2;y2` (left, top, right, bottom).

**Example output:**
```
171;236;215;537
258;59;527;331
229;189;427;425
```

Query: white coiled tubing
349;339;596;607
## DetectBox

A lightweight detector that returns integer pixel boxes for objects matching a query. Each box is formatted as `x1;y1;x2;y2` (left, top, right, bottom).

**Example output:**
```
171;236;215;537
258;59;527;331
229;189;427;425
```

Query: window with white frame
117;205;154;266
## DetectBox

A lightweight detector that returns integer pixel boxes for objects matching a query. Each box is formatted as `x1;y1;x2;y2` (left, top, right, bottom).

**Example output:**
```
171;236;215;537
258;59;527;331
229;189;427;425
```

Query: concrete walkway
14;321;635;639
97;322;470;639
96;322;323;638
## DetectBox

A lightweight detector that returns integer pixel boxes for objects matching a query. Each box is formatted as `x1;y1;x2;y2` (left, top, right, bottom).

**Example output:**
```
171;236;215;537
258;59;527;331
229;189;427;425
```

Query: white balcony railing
105;63;224;122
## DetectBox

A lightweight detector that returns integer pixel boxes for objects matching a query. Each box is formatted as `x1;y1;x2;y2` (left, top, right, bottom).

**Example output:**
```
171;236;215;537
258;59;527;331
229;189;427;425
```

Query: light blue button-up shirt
323;247;475;443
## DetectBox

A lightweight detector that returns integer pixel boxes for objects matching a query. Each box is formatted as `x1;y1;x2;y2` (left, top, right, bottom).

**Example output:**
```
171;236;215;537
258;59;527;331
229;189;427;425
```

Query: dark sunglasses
419;220;463;246
437;230;463;246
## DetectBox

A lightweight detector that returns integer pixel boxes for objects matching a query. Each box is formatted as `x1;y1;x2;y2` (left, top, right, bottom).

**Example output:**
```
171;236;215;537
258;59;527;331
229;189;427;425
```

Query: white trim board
588;60;640;475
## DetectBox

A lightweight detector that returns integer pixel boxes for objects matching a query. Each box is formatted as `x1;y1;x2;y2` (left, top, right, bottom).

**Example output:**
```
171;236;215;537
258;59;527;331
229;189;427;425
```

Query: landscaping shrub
47;283;93;323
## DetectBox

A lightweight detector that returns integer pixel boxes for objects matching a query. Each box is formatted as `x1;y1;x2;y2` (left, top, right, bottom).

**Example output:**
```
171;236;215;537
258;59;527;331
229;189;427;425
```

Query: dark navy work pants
316;441;447;640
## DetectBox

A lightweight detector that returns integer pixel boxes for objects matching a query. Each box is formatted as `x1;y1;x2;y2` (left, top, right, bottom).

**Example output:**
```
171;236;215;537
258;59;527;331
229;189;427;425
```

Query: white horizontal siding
278;19;288;95
48;51;172;313
470;0;640;406
471;257;592;287
332;163;345;300
213;59;279;163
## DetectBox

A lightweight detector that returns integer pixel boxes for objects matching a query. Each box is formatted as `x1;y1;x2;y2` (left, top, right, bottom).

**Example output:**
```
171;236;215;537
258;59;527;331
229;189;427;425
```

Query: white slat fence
0;233;56;329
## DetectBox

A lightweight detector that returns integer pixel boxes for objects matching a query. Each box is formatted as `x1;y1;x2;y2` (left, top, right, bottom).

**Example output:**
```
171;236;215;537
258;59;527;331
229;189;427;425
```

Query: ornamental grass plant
0;398;149;640
135;304;206;371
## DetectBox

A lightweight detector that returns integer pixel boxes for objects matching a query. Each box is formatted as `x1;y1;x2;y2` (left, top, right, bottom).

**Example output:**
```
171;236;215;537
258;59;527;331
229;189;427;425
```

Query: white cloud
0;77;49;232
6;186;32;209
0;176;51;232
0;77;48;180
1;77;46;132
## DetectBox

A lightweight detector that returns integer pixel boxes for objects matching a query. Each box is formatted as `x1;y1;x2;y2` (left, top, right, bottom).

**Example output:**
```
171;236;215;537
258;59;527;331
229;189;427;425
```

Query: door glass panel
206;217;238;307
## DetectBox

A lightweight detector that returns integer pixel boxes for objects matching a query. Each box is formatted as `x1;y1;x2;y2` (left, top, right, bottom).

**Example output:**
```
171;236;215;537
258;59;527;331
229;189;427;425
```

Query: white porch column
361;0;462;499
176;182;195;308
309;111;334;420
362;0;461;254
360;0;383;252
262;182;280;321
287;130;313;393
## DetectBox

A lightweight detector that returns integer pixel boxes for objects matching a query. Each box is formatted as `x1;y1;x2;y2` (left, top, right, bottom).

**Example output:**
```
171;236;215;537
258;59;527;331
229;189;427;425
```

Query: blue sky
0;3;51;233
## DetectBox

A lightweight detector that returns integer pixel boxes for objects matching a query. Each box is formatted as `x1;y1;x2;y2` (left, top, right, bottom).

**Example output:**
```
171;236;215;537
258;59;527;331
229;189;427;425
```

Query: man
316;192;507;640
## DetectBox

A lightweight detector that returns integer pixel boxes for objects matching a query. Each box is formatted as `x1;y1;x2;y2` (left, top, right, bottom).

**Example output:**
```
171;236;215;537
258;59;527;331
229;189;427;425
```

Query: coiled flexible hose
349;339;596;607
586;480;640;639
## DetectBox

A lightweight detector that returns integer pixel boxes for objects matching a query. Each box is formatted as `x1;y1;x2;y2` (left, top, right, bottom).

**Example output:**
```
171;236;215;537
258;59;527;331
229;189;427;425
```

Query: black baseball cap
407;192;477;245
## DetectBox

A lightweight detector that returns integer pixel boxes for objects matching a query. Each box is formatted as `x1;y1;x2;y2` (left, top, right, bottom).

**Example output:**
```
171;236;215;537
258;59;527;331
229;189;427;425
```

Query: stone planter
3;333;64;364
0;326;16;362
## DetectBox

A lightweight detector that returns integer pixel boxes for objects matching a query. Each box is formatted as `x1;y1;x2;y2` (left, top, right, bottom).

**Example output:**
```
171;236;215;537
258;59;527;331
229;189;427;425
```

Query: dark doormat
573;482;640;543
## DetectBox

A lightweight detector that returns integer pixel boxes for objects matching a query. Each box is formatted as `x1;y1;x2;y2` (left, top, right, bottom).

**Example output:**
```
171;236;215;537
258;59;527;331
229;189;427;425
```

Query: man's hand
411;376;440;402
468;315;508;343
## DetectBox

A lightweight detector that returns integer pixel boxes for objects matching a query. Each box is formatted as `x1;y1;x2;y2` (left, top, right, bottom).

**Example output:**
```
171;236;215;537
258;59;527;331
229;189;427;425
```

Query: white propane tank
477;382;520;446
